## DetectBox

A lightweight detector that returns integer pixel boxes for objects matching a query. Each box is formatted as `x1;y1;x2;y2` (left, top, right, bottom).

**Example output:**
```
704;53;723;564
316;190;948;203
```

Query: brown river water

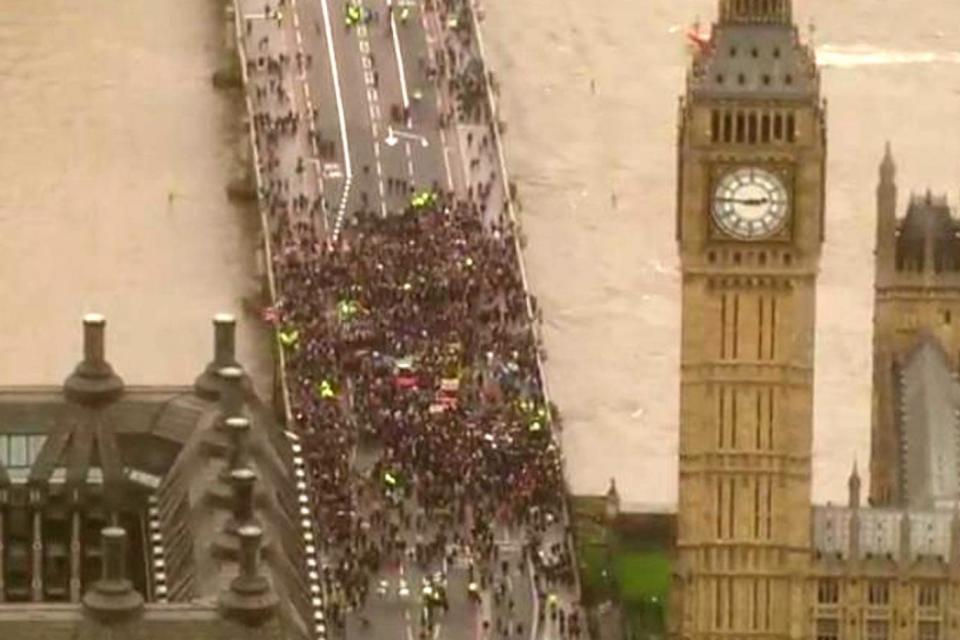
2;0;959;509
480;0;960;507
0;0;272;396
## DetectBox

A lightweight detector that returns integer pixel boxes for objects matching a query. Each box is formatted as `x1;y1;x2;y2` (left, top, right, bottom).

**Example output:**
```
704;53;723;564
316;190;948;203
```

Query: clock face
712;167;789;240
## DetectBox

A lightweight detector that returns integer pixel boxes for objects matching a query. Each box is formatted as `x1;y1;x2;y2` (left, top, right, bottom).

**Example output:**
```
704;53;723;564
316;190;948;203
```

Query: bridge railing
227;5;327;640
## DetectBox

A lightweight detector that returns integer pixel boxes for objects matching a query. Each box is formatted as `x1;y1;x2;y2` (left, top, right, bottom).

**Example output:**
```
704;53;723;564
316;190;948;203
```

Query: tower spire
880;141;896;184
848;459;861;510
876;142;898;284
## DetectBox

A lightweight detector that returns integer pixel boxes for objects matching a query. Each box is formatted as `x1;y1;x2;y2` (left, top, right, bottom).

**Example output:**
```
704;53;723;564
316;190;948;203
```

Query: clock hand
716;197;770;205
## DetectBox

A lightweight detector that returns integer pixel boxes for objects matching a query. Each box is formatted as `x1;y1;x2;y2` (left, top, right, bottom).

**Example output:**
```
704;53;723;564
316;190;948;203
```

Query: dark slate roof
895;336;960;509
0;603;301;640
0;387;208;487
0;383;309;640
688;22;819;101
895;192;960;272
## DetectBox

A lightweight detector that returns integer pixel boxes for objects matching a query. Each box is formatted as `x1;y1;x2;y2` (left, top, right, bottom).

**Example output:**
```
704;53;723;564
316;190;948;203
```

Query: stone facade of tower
870;146;960;507
670;0;825;636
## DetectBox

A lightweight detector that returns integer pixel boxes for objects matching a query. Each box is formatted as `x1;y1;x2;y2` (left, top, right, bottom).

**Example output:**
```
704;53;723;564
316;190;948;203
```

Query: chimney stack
82;526;144;621
218;524;278;625
64;314;125;405
195;313;244;399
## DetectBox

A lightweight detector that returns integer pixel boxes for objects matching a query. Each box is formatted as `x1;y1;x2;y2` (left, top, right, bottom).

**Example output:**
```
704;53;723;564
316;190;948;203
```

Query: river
0;1;272;396
480;0;960;507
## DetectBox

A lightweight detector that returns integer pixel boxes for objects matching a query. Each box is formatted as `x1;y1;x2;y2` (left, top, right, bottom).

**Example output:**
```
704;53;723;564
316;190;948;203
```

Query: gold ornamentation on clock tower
670;0;826;637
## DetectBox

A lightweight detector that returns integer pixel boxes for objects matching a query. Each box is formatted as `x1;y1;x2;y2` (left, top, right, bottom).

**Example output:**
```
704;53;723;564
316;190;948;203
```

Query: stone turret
848;462;862;563
899;512;912;566
218;524;278;626
951;504;960;574
64;314;125;404
82;526;144;621
195;314;242;399
848;461;861;510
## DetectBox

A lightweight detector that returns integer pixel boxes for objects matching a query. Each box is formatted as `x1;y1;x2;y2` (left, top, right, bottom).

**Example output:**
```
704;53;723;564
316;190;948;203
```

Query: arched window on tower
736;112;746;142
711;110;720;142
761;113;771;142
748;112;758;143
723;111;733;142
773;113;783;141
786;113;796;142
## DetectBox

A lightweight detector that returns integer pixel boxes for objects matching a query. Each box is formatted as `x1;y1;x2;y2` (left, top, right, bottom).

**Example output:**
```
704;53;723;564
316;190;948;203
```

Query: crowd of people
241;0;579;637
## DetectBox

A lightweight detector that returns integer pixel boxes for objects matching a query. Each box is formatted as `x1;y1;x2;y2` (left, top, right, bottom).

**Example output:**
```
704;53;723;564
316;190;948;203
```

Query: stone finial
82;526;144;621
228;467;257;533
218;524;278;625
213;467;263;559
195;314;243;399
216;366;246;425
64;314;125;404
223;416;252;477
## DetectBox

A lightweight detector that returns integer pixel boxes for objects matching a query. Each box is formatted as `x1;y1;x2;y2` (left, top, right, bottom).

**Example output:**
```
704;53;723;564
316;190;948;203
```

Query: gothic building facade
671;1;960;638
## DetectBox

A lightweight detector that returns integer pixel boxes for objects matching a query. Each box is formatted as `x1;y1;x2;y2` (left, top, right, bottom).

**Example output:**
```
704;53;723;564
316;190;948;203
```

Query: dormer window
737;73;746;85
730;46;738;57
773;47;781;58
785;74;793;85
751;47;759;58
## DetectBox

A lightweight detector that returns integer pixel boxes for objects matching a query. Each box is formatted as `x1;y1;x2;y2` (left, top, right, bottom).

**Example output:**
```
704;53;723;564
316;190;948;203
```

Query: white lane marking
360;39;370;54
243;13;267;19
405;141;414;180
362;56;371;70
365;70;375;85
389;5;411;126
367;87;378;103
373;104;381;120
438;128;454;191
318;0;353;238
371;121;379;138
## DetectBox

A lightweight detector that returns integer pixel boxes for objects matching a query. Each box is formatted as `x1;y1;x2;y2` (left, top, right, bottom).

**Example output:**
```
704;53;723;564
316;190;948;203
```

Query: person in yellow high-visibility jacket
316;379;336;399
278;327;299;349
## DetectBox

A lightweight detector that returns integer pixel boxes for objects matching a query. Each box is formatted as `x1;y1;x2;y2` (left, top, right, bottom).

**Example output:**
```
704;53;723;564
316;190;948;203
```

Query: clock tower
671;1;826;638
